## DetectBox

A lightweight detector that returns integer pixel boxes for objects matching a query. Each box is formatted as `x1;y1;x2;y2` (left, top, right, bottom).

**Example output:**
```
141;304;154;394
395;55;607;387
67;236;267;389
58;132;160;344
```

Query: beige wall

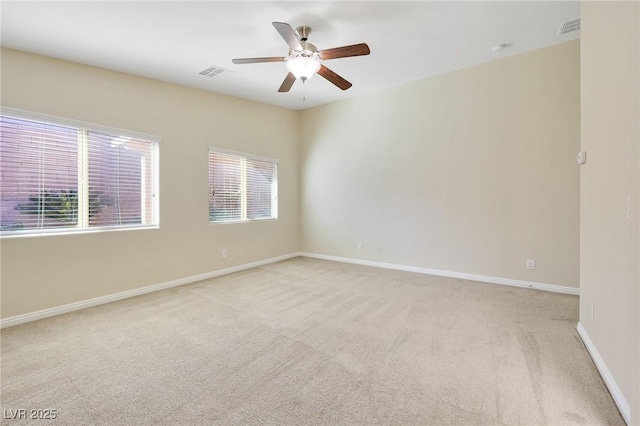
0;48;300;318
580;2;639;423
0;43;582;314
300;40;580;288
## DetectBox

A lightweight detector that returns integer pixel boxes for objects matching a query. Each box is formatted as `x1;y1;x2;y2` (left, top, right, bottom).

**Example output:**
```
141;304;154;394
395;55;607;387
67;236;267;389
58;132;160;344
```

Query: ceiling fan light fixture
285;55;321;80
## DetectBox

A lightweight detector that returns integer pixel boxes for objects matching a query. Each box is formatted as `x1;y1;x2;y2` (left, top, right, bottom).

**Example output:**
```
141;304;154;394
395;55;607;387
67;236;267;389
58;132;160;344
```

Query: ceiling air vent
199;66;227;77
558;18;581;36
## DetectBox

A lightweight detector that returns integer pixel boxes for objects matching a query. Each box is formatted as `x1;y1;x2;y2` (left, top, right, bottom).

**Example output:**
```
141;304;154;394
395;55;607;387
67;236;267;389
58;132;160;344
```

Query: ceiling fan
232;22;370;93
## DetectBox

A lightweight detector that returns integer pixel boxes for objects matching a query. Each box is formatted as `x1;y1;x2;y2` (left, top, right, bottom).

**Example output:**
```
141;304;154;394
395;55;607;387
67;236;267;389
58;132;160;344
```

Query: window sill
0;224;159;239
209;218;277;225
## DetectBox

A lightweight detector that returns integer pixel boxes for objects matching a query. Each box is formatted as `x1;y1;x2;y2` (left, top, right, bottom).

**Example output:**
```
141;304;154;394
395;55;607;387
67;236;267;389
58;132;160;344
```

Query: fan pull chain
302;79;306;102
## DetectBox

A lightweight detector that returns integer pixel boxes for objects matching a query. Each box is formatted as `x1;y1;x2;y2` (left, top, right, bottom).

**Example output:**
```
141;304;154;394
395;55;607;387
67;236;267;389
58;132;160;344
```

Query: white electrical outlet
378;245;384;254
357;242;363;251
221;249;227;259
526;259;536;270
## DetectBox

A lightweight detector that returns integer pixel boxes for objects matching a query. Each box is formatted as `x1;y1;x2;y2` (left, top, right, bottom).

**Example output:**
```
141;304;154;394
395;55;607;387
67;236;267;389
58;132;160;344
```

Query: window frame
0;107;161;238
208;146;278;224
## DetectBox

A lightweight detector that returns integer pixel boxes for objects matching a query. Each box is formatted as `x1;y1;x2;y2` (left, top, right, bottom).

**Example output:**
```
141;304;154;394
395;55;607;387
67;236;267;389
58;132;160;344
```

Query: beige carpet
1;257;624;425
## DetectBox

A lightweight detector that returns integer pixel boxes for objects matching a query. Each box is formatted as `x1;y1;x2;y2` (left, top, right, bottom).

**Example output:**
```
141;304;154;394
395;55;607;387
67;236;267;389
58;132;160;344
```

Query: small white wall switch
577;151;587;165
357;242;363;251
221;249;227;259
526;259;536;270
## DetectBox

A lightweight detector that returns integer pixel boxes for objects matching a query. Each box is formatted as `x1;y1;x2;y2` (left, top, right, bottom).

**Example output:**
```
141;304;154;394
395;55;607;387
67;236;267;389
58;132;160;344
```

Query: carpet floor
1;257;624;425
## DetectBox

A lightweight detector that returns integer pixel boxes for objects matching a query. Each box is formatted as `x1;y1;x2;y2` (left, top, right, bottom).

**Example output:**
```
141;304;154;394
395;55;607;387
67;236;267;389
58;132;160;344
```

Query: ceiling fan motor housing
289;41;320;59
296;26;312;41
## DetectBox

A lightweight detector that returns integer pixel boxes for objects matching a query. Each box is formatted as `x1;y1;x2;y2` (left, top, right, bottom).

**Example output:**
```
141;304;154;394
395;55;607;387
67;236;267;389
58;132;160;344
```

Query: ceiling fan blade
272;22;302;51
319;43;370;60
317;65;352;91
278;73;296;93
232;57;285;64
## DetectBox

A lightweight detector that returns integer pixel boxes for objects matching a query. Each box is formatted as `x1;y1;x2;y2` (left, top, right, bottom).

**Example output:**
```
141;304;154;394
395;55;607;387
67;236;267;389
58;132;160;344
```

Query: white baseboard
300;252;580;295
0;252;300;329
576;322;630;425
0;251;579;328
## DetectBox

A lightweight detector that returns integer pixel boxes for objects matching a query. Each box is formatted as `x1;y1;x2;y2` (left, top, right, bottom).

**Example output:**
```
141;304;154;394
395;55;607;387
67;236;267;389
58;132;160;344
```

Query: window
0;109;159;236
209;148;277;223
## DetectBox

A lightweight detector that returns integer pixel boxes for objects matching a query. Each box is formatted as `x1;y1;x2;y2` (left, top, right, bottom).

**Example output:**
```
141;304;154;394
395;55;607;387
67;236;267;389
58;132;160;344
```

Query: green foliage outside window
15;189;113;224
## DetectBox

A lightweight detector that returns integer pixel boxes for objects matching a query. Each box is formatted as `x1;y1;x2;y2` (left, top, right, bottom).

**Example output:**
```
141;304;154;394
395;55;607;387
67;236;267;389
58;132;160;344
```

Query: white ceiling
1;1;580;111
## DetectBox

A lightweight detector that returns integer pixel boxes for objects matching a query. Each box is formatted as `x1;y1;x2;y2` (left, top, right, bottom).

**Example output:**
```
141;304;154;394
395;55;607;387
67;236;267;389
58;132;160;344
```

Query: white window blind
86;131;157;227
0;112;159;236
209;148;277;223
0;116;78;231
209;152;243;222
